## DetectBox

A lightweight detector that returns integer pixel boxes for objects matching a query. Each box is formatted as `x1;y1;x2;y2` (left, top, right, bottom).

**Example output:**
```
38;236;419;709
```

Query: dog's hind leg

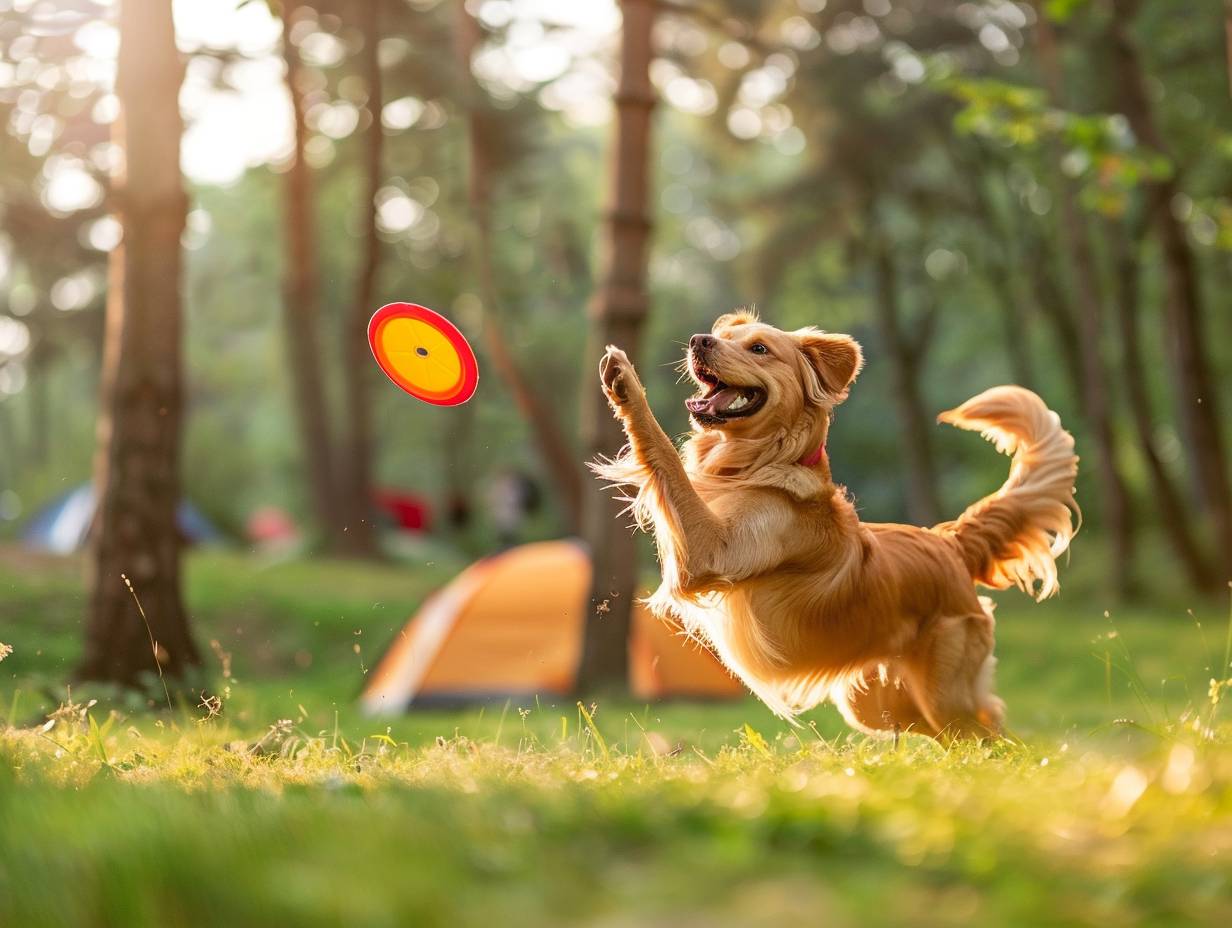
832;663;938;739
905;609;1004;741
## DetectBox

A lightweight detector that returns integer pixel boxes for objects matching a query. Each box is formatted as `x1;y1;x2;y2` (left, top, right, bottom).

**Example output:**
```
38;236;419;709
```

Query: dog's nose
690;334;716;353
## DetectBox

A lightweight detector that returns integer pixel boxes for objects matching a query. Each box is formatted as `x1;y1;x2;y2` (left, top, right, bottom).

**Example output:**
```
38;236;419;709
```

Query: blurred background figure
486;468;541;550
375;487;432;535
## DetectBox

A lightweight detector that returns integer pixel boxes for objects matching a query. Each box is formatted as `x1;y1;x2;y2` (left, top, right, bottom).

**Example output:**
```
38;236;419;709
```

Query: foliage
947;76;1173;216
2;2;1232;567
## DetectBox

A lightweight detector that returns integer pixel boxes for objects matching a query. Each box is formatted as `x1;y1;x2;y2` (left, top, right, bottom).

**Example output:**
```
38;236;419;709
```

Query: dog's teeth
729;396;747;410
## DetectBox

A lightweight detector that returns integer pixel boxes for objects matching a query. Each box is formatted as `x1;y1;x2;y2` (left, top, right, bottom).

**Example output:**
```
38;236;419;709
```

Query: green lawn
2;542;1231;926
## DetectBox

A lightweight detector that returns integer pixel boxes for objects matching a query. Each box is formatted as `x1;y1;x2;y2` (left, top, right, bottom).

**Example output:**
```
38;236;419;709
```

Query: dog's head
685;311;863;436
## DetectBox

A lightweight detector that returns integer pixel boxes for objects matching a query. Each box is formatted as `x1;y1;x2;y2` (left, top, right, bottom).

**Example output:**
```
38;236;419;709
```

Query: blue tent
21;484;222;554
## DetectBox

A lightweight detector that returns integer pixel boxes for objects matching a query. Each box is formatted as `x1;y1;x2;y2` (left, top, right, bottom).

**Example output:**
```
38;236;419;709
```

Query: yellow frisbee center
381;317;462;394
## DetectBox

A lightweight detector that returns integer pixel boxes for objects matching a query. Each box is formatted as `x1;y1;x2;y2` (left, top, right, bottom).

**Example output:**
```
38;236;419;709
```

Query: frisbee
368;302;478;406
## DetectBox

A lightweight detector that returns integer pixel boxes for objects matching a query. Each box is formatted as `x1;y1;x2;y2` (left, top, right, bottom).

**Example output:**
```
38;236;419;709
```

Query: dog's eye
749;343;768;355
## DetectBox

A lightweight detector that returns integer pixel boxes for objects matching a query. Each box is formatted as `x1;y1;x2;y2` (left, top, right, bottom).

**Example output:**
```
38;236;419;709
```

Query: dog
593;310;1078;740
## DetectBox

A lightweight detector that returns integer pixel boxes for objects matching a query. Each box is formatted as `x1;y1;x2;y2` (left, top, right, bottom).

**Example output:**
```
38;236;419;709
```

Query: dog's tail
934;386;1079;600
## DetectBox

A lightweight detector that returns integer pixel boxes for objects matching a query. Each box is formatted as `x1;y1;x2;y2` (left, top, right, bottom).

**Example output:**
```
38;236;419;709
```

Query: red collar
800;443;826;468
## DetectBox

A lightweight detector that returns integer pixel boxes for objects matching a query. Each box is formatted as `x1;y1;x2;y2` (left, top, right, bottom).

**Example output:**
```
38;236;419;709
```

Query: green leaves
946;76;1176;217
739;723;772;758
1043;0;1094;23
950;78;1051;147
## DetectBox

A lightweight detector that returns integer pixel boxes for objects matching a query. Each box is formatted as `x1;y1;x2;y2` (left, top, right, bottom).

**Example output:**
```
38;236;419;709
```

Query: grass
2;541;1232;926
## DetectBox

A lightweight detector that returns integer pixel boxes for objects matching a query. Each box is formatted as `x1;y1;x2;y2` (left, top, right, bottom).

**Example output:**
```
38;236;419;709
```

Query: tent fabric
21;484;221;554
361;540;743;714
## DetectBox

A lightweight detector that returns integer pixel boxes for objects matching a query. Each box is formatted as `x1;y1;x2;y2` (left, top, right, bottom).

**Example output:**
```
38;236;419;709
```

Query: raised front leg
598;346;794;588
600;345;692;480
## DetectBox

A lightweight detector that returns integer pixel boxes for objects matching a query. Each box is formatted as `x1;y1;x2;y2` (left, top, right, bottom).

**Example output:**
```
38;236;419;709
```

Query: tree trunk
1110;218;1218;591
335;0;382;558
281;0;343;546
79;0;200;688
1034;3;1135;595
454;0;584;532
868;233;942;526
1107;3;1232;584
577;0;657;693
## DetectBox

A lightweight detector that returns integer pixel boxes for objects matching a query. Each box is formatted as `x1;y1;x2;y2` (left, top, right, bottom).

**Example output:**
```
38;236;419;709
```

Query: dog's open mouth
686;357;766;422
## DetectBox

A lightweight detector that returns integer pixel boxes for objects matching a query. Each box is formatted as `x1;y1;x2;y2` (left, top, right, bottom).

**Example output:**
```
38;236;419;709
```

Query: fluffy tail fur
935;386;1079;599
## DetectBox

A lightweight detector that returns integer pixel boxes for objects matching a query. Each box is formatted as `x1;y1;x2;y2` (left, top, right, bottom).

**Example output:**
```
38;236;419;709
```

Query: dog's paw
599;345;643;410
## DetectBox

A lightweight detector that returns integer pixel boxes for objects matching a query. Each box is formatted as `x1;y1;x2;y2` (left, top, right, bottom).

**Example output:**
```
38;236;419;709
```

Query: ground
1;542;1230;927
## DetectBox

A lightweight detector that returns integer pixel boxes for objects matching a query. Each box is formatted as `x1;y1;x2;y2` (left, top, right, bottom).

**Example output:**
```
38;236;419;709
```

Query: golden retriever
593;310;1078;740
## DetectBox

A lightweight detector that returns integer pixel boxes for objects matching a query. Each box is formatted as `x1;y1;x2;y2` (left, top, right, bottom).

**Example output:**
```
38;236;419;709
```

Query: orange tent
361;540;742;714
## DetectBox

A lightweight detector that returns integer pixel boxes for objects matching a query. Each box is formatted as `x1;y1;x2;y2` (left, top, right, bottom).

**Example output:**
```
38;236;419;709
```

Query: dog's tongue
686;386;742;415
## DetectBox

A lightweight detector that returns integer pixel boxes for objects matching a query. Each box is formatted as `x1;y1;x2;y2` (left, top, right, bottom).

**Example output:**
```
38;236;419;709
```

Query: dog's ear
713;308;759;332
798;331;863;405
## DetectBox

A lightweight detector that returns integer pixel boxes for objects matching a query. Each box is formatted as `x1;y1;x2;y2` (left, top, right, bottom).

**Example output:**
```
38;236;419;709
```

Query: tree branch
655;0;783;56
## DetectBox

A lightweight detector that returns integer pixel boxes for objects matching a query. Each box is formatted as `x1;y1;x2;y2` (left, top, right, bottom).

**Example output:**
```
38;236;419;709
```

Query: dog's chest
657;576;875;677
655;584;797;672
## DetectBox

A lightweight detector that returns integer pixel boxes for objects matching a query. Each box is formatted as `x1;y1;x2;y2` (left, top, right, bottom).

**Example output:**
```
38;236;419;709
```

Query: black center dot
416;346;429;357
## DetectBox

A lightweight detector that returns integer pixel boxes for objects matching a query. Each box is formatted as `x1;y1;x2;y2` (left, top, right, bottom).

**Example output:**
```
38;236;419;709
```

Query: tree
577;0;658;691
682;1;998;525
79;0;201;687
1032;3;1136;595
335;0;384;558
0;18;110;474
454;0;585;532
1109;214;1218;590
279;0;345;546
1107;1;1232;584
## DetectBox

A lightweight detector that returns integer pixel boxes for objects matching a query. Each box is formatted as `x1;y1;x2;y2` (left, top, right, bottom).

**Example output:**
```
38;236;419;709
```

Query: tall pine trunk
1034;4;1135;595
454;0;584;532
577;0;657;692
1107;3;1232;584
335;0;382;558
79;0;200;687
281;0;343;546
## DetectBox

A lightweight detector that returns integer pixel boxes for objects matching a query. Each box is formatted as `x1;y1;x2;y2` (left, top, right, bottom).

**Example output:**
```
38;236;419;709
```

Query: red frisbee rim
368;302;479;406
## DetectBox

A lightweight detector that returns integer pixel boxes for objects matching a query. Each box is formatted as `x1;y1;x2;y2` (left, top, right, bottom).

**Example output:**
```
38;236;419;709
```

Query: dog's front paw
599;345;644;412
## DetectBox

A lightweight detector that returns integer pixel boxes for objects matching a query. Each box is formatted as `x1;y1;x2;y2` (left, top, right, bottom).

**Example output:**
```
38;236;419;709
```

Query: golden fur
592;312;1079;739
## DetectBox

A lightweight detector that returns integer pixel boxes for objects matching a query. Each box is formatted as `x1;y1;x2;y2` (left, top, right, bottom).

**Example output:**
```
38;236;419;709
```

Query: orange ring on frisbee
368;302;478;406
